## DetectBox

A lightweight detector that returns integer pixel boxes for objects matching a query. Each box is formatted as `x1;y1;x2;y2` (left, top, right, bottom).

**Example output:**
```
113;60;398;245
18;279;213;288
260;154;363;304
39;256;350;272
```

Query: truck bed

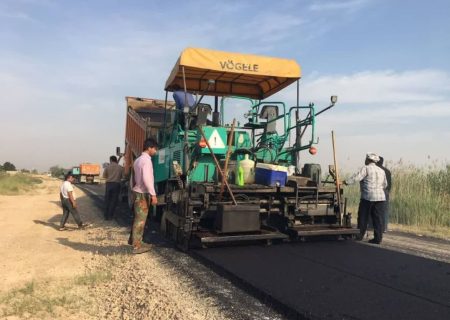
79;163;100;175
125;96;176;157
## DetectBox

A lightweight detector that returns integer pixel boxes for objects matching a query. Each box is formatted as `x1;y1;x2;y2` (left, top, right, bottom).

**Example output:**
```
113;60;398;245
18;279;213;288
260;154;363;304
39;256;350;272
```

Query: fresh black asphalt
195;241;450;320
80;183;450;320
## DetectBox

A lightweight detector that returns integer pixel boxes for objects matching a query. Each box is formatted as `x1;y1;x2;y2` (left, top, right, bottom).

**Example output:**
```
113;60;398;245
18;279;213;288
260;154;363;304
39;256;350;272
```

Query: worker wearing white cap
343;152;387;244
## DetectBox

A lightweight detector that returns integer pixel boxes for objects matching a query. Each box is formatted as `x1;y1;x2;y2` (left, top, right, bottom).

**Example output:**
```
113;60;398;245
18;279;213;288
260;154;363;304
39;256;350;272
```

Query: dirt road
0;177;227;319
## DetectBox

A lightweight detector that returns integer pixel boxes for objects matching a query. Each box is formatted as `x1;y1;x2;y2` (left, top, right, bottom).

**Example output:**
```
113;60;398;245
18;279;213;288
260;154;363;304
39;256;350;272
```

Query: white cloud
317;101;450;126
271;68;450;170
0;11;33;21
233;13;305;45
309;0;370;12
0;0;54;21
299;70;450;104
274;69;450;108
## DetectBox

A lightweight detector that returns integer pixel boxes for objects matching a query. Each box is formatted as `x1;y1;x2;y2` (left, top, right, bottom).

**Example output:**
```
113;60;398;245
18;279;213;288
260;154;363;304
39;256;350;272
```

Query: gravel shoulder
374;231;450;263
0;177;226;319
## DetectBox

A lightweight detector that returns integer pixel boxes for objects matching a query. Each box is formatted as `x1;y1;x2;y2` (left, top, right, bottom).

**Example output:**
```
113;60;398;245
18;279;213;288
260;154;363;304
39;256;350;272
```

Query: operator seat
259;105;278;133
196;104;212;126
190;103;212;129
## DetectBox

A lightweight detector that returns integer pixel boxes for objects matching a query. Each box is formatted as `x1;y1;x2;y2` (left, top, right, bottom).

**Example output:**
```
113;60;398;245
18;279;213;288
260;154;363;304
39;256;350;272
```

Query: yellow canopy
165;47;301;100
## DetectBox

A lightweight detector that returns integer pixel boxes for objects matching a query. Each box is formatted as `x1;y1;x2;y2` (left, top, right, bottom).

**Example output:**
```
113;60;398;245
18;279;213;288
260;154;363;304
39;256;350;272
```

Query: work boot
355;234;364;241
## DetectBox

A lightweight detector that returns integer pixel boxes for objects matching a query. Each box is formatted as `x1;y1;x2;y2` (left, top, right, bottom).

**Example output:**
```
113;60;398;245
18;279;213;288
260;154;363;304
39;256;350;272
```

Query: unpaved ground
0;176;448;319
374;231;450;263
0;177;226;319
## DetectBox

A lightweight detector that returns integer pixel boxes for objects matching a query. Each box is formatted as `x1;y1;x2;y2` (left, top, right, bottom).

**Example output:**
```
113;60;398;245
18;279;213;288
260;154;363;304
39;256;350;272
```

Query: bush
49;166;65;178
2;162;16;171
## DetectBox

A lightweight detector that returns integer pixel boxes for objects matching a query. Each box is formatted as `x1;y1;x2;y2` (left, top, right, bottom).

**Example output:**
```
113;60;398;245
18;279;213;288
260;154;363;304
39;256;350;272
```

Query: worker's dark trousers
60;197;82;228
383;193;390;232
105;182;121;220
357;199;385;243
367;193;389;232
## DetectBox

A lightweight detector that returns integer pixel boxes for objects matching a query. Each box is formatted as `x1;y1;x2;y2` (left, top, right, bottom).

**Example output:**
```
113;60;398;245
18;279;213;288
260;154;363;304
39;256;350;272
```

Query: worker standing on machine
173;84;196;129
343;153;387;244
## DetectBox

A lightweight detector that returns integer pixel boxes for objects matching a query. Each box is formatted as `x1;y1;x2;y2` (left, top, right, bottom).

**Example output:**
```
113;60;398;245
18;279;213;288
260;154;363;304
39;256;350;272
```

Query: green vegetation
49;165;66;178
345;163;450;231
0;172;43;195
0;279;83;317
74;270;112;286
0;269;112;318
0;161;16;171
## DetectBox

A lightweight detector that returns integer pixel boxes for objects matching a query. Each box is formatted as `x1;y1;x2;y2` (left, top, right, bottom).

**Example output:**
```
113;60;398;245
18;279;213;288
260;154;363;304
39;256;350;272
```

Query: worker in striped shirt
344;153;387;244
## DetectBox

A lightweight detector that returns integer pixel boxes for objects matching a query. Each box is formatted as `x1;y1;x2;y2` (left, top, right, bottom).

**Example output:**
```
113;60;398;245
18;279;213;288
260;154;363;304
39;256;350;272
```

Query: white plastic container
239;154;255;184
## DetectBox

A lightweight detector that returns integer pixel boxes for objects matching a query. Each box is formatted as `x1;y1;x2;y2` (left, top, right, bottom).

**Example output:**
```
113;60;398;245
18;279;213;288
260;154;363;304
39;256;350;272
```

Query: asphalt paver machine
123;47;359;249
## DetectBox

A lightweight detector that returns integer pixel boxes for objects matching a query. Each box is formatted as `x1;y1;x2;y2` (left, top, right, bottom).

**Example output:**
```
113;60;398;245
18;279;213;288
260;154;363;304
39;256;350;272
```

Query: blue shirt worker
172;84;196;128
344;153;387;244
173;90;195;111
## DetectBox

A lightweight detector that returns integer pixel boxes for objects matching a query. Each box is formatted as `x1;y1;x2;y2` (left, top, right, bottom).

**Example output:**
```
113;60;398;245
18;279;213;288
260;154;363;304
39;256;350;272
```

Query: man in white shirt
59;172;86;231
344;153;387;244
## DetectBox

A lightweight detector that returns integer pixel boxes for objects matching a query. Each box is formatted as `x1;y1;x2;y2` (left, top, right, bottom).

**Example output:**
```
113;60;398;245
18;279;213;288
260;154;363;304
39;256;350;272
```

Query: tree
3;162;16;171
49;165;65;178
31;169;38;174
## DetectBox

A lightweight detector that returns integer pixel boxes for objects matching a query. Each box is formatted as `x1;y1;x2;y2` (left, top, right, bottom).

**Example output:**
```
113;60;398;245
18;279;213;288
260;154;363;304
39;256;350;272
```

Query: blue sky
0;0;449;171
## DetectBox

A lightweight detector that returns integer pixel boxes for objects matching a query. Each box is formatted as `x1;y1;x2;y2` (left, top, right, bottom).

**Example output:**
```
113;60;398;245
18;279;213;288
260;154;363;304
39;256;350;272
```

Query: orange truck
72;163;101;184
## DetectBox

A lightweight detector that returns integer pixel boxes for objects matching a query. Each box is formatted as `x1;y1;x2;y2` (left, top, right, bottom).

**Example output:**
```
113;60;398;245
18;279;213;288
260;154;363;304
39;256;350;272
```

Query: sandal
132;243;152;254
58;227;67;231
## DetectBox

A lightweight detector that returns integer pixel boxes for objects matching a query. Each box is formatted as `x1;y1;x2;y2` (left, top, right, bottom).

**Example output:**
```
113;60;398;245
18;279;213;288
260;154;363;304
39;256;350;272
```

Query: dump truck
72;163;101;184
117;47;359;249
117;97;176;208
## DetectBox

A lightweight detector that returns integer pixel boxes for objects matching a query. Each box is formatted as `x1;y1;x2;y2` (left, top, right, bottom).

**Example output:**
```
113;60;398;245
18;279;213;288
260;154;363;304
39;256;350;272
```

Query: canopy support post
295;80;301;173
182;66;190;175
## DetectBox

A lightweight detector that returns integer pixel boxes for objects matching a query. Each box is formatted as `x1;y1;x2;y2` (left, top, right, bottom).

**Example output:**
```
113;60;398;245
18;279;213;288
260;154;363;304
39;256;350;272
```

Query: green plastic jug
236;164;244;186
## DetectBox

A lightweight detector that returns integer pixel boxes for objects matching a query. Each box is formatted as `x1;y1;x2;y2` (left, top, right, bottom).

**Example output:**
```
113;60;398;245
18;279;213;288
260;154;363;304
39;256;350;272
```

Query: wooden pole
219;119;236;201
198;126;237;205
331;130;342;224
